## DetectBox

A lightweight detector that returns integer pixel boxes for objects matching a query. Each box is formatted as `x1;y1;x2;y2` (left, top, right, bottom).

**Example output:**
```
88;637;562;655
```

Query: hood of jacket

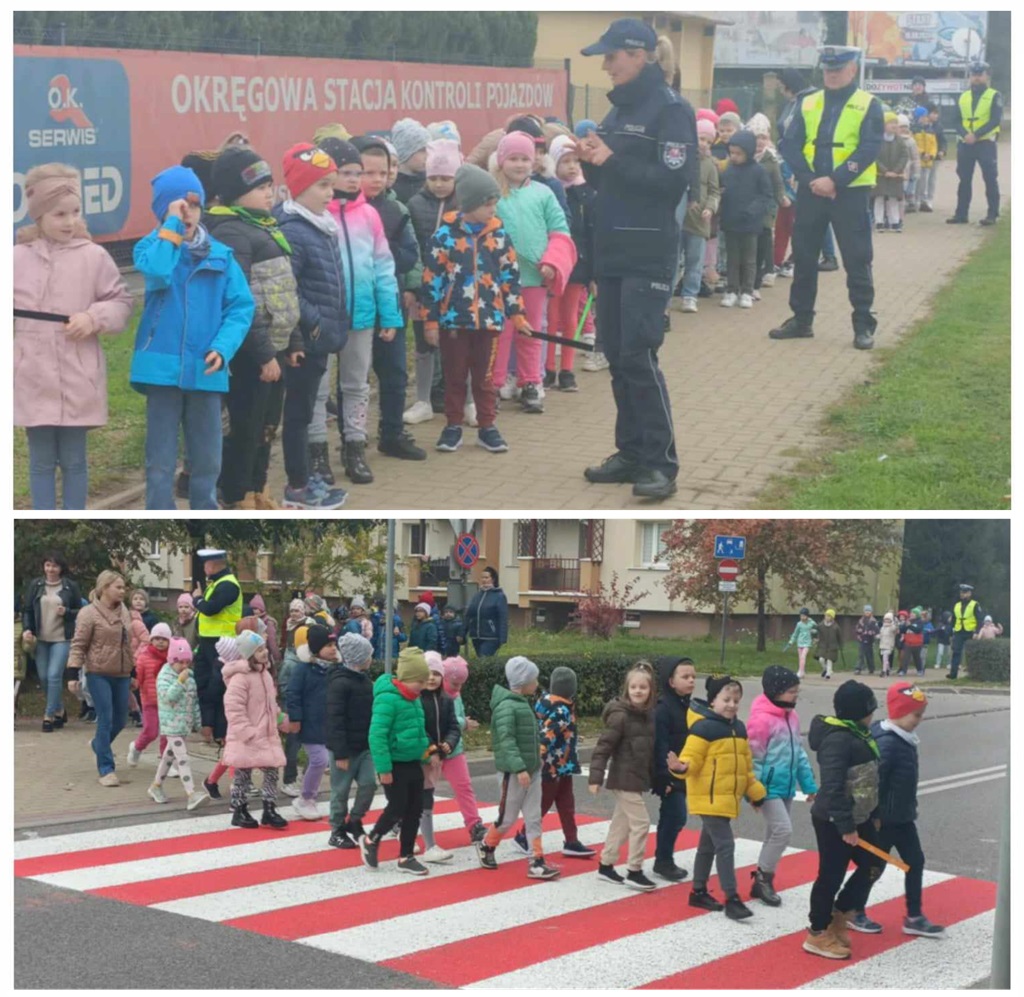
809;713;867;751
748;691;791;722
655;655;690;698
490;683;527;711
728;129;757;161
222;657;258;681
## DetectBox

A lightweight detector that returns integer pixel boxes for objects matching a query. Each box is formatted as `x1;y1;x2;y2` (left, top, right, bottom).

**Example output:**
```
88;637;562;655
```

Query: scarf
185;223;210;260
879;718;920;747
207;204;291;254
824;715;881;757
281;199;339;237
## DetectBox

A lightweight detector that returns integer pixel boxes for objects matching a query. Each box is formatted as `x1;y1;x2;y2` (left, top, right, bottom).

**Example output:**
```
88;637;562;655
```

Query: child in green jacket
786;608;819;679
360;648;431;875
476;655;560;880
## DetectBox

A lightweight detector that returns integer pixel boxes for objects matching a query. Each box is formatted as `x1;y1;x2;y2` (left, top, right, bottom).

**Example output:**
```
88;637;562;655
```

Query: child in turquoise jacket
132;165;253;512
785;608;819;679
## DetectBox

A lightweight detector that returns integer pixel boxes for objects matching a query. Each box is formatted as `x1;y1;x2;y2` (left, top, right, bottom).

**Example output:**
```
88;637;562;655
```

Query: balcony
529;557;581;593
418;557;451;588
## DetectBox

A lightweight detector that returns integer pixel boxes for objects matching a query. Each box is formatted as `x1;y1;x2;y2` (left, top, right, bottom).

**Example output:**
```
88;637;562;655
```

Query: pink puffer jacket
222;658;287;769
13;227;133;428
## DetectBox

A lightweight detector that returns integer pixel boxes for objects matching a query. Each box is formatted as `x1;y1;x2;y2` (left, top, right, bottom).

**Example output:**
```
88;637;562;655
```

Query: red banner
14;45;568;243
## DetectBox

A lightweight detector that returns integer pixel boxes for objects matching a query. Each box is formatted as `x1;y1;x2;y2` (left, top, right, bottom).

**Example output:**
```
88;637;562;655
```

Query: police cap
958;582;975;592
969;61;990;75
818;45;862;68
197;548;228;562
581;18;657;56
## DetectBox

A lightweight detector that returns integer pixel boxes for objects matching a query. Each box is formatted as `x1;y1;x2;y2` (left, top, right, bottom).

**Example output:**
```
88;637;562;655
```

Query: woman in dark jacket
22;552;83;731
466;567;509;658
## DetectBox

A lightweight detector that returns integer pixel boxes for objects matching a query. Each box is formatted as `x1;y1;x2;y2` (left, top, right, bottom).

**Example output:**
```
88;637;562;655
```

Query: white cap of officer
818;45;863;68
197;548;228;562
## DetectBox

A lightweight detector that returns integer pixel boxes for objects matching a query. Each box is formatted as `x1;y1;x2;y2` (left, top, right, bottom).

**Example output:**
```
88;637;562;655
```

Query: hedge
964;639;1010;683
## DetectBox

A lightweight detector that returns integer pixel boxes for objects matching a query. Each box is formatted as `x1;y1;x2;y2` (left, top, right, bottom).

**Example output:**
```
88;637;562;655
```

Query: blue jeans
472;638;501;658
822;223;836;260
655;787;688;863
35;639;70;717
145;387;223;510
679;231;707;299
88;674;131;776
328;748;378;828
25;426;89;509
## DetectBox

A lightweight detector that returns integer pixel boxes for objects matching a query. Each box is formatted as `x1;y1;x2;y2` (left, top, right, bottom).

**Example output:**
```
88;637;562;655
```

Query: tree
900;520;1010;634
662;520;902;650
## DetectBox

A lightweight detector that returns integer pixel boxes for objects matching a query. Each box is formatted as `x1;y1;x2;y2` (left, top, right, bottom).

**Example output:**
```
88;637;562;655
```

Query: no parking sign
454;533;480;570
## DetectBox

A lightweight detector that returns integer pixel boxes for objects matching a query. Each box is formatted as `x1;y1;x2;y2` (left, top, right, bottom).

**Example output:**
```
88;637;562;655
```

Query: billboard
14;46;568;243
713;11;825;68
849;11;987;67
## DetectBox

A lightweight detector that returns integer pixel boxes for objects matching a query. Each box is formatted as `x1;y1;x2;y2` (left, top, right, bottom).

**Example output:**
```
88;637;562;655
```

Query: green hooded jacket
490;684;540;775
368;673;429;775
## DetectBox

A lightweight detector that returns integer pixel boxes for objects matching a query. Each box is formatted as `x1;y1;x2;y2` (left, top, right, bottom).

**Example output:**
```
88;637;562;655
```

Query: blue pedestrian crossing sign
714;535;746;559
455;533;480;569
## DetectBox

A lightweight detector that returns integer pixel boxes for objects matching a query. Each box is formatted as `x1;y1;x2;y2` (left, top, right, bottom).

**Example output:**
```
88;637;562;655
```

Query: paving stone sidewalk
100;150;1008;511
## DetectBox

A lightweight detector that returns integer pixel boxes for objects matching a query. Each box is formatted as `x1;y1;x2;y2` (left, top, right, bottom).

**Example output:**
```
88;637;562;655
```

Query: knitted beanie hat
151;165;205;222
497;131;536;166
706;673;742;704
338;632;373;669
761;665;800;700
306;624;332;657
454;163;500;213
391;117;431;164
887;681;927;720
236;631;266;661
282;143;337;198
150;622;173;641
505;655;539;690
424;650;445;676
167;638;193;664
442;656;469;697
211;146;273;206
834;679;878;721
177;593;194;609
397;647;430;685
549;666;578;700
697;119;717;140
215;637;239;663
425;139;462;178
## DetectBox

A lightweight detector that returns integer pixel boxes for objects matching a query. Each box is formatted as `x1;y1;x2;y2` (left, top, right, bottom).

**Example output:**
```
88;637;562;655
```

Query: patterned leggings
155;737;196;795
231;767;280;808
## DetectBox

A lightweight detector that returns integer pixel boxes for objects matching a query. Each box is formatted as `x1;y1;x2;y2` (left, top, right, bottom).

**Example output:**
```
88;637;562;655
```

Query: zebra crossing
14;795;996;989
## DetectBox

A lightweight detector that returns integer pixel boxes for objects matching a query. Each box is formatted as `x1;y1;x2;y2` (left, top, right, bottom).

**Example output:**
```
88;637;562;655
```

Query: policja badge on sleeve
661;141;687;170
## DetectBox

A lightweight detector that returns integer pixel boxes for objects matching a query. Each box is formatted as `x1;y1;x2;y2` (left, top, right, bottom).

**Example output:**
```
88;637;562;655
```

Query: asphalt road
15;695;1007;989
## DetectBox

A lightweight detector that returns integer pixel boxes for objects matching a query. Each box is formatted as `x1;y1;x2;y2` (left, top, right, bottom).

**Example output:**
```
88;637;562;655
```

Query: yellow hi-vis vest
802;88;877;188
959;88;999;140
953;600;979;633
197;572;243;638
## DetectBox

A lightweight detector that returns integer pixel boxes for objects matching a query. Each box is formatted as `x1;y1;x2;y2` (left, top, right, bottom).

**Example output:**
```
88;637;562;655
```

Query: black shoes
769;316;815;340
520;383;544;414
309;441;335;485
42;718;54;733
378;432;426;461
328;827;352;848
853;330;875;351
543;369;557;389
360;834;380;870
475;841;498;870
203;778;221;800
231;804;259;829
597;863;625;885
818;256;839;272
343;441;374;484
979;216;999;226
53;710;67;729
632;468;677;500
625;870;658;892
725;894;754;920
689;888;725;911
947;216;968;224
584;452;641;484
469;822;488;843
750;868;782;906
558;370;578;392
261;802;288;830
652;859;689;882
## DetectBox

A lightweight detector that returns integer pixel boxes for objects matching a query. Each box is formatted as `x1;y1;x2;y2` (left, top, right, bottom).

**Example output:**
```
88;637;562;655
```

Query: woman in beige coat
69;570;135;785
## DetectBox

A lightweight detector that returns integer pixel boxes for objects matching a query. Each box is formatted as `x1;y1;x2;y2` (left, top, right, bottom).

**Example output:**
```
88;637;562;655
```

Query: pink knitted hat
697;119;717;140
497;131;536;166
167;638;193;664
425;139;462;178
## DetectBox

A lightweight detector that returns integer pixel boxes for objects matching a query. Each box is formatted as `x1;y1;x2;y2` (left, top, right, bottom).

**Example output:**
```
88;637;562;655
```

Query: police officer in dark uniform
577;18;698;500
948;62;1003;227
771;46;884;351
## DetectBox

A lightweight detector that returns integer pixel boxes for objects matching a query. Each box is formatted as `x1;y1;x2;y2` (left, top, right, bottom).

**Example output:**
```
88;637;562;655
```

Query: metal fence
531;558;581;593
419;558;451;588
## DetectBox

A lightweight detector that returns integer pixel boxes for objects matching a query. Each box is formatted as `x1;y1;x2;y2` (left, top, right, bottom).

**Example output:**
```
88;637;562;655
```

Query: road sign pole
720;592;729;668
384;519;396;676
990;751;1010;987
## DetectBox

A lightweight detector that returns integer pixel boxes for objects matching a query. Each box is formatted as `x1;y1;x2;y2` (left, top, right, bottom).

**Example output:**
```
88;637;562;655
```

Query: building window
147;540;161;559
408;519;428;556
517;519;546;558
640;522;670;569
579;519;605;562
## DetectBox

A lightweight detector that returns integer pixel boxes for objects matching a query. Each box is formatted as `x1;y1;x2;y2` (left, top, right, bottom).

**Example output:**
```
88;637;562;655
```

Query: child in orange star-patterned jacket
513;666;595;858
421;163;533;457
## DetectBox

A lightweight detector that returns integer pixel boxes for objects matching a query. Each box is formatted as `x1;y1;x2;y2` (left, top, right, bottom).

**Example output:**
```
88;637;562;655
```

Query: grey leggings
309;331;375;445
757;796;793;873
693;814;737;895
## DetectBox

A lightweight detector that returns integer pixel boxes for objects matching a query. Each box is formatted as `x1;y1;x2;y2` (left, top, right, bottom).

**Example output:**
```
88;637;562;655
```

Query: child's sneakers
435;425;463;452
203;777;221;800
282;482;347;510
186;790;209;811
803;928;851;960
903;915;946;938
280;781;301;798
688;887;725;911
557;370;578;392
360;834;380;870
422;845;454;864
512;829;531;855
652;859;688;881
720;293;738;308
403;400;435;425
147;782;167;804
724;894;754;920
527;858;561;880
469;821;488;843
846;910;883;934
680;297;698;313
625;870;657;892
761;271;777;287
475;841;498;870
397;855;430;876
750;867;782;906
292;797;321;821
476;427;509;453
126;741;141;767
562;840;596;858
328;827;354;849
520;384;544;414
543;369;557;389
597;863;625;886
498;374;518;400
739;294;754;309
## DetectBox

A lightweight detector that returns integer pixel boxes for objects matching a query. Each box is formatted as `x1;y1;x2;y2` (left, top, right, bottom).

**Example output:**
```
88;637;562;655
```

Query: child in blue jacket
132;165;253;511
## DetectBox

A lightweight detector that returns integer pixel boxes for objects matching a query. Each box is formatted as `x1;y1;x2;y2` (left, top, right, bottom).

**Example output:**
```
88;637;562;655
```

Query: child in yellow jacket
668;674;766;920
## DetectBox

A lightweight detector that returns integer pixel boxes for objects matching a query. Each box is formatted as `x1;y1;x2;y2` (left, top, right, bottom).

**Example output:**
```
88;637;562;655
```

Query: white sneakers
403;400;434;425
292;797;321;820
422;845;454;864
187;790;209;811
280;781;301;798
98;772;120;787
126;741;141;767
498;374;518;400
751;289;762;301
739;294;754;309
681;297;698;313
721;293;738;308
147;782;167;804
761;271;777;287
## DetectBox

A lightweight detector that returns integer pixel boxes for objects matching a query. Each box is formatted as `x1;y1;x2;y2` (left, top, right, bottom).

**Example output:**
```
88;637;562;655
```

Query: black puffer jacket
808;715;880;834
420;687;460;754
871;720;919;824
566;183;597;285
393;171;425;205
204;210;303;362
273;204;349;356
589;697;656;793
325;665;373;759
407;187;456;263
652;655;690;796
719;130;775;235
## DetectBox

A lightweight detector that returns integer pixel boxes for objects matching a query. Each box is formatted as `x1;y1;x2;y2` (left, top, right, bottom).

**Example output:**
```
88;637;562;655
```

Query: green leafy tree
662;519;902;651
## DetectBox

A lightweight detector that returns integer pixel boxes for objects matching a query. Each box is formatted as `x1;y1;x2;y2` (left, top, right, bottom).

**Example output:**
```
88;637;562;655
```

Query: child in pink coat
439;656;487;842
14;163;133;509
222;631;289;830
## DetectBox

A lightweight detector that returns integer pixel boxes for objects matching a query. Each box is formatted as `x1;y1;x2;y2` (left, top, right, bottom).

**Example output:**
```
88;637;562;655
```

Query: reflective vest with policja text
953;600;979;633
958;88;999;140
197;572;243;638
801;88;877;188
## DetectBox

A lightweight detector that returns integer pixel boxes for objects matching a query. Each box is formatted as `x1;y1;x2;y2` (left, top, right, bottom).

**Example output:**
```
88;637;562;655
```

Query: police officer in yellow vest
949;582;983;681
948;62;1002;227
191;548;243;742
773;46;884;351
